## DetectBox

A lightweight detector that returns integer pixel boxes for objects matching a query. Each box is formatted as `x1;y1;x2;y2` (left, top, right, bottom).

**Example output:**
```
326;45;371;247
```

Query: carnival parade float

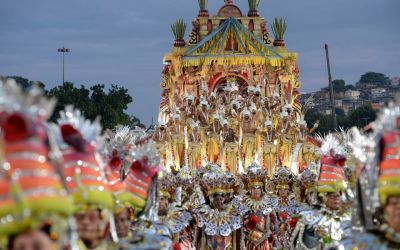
155;0;319;176
0;1;399;250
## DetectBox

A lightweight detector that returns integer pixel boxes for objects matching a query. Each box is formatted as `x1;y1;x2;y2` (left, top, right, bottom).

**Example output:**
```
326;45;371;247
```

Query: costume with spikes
119;135;173;250
297;164;319;212
194;163;247;250
239;162;273;250
291;134;352;250
52;106;115;250
0;80;73;248
103;126;142;240
269;167;302;249
341;101;400;250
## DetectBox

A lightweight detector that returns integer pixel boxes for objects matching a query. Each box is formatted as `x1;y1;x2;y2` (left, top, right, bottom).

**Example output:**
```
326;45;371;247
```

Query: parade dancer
239;162;273;250
342;101;400;250
194;163;247;250
291;134;352;250
103;126;139;240
270;167;301;249
0;81;74;249
53;106;115;250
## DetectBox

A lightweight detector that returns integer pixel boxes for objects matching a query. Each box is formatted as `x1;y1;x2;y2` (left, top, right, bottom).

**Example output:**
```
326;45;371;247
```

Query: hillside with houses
301;72;399;115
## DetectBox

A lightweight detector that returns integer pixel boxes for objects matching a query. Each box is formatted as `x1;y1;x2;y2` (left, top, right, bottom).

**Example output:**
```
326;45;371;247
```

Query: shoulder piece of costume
125;222;173;250
341;231;400;250
160;203;193;234
269;195;302;215
242;195;272;215
195;202;244;237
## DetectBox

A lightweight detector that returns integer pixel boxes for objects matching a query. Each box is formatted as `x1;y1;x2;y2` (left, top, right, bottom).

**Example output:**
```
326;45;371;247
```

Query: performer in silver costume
341;100;400;250
291;134;352;250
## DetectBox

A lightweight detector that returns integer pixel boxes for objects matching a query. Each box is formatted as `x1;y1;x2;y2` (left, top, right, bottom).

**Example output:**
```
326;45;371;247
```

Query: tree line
2;76;146;130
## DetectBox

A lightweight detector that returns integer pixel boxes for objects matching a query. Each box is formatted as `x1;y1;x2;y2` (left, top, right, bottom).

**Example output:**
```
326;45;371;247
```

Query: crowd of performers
0;77;399;250
154;80;319;176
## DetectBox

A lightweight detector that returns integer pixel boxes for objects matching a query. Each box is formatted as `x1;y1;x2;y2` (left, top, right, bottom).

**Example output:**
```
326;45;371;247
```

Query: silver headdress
318;133;346;156
0;78;56;121
54;105;102;147
350;101;400;232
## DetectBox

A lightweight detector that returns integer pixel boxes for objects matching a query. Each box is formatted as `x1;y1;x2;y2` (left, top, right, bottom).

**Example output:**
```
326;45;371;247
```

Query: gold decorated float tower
155;0;319;176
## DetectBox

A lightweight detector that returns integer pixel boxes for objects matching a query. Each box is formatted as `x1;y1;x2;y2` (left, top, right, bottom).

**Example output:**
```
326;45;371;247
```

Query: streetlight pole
57;47;70;84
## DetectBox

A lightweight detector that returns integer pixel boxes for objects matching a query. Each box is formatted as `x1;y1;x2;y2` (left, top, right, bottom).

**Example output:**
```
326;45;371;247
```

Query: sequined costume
291;134;352;250
239;162;273;250
341;101;400;250
194;164;247;250
0;80;73;248
270;167;302;249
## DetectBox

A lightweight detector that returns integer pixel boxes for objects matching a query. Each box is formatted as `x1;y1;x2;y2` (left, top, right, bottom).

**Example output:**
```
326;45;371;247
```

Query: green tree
358;72;389;85
305;108;349;135
47;82;94;121
347;104;376;128
332;79;346;92
335;107;345;117
47;82;144;130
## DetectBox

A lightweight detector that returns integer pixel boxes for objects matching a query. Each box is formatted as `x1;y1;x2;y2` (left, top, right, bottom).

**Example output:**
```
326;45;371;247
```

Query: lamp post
57;47;70;84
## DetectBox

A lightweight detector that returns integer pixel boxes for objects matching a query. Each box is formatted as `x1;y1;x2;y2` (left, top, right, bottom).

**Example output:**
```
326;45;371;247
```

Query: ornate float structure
154;0;320;176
